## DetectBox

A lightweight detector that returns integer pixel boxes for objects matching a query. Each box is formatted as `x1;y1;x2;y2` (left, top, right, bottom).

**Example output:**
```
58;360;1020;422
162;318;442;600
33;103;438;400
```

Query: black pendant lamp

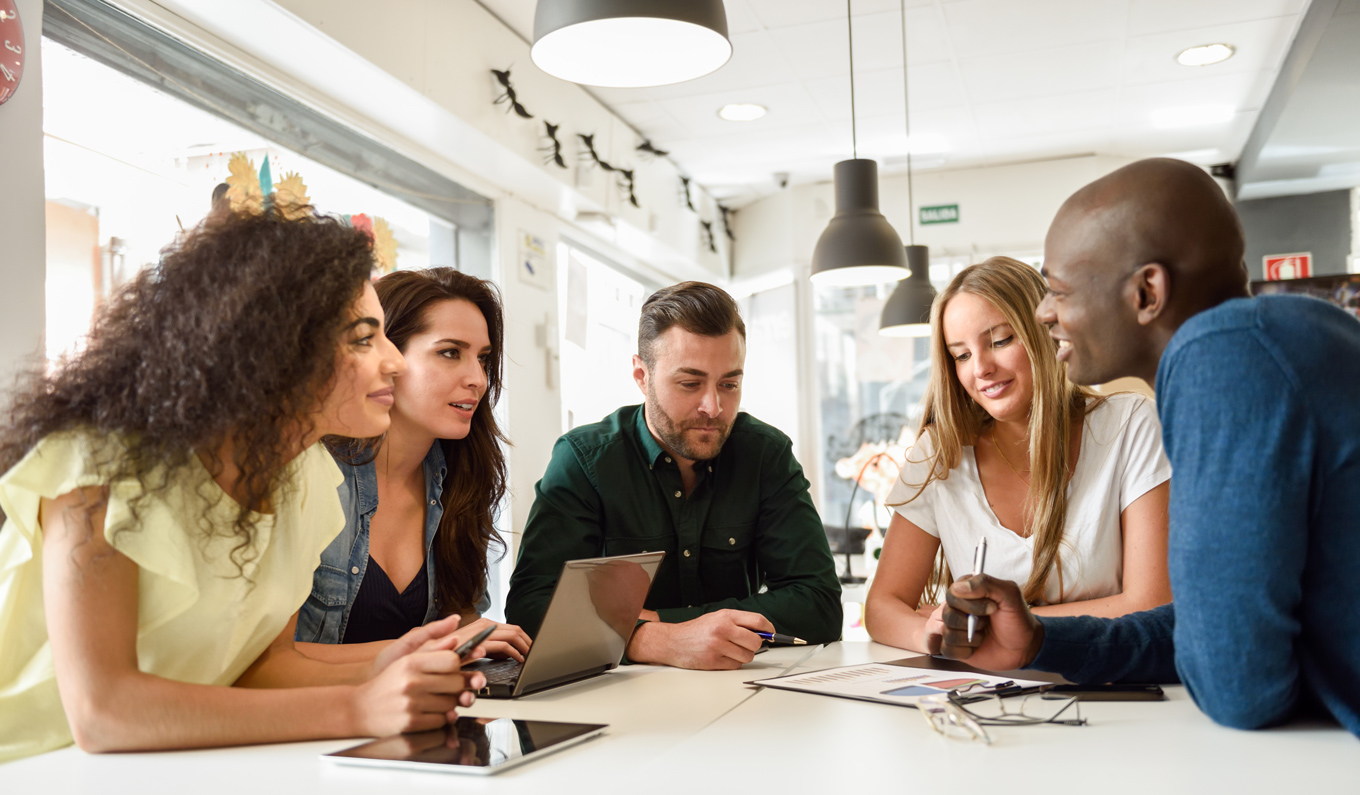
810;0;909;287
880;245;936;336
531;0;732;88
880;0;937;336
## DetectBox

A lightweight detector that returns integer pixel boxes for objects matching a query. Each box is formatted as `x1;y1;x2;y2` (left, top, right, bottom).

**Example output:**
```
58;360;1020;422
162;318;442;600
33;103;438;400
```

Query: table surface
5;642;1356;793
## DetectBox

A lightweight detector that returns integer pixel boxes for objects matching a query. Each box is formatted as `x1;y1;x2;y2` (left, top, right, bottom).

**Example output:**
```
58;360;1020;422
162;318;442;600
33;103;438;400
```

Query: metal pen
967;537;988;642
755;631;807;645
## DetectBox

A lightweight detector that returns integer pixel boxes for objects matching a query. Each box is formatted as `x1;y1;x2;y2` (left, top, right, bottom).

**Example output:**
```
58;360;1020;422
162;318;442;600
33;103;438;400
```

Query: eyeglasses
918;693;992;744
919;683;1087;744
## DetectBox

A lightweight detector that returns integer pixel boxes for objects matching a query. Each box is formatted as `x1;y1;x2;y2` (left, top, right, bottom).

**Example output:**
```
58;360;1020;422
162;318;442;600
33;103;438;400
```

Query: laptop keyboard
470;658;522;685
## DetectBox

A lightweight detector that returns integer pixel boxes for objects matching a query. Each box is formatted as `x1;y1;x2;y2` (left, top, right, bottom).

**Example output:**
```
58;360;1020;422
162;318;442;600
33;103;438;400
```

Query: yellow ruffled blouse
0;432;345;762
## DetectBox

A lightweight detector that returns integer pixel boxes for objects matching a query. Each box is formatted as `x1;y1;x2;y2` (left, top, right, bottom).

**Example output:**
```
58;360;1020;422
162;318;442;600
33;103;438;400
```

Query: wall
1238;189;1354;280
735;154;1142;282
0;0;46;388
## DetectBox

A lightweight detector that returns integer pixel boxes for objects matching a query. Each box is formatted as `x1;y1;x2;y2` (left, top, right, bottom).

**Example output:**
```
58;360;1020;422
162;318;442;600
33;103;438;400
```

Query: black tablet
323;717;607;776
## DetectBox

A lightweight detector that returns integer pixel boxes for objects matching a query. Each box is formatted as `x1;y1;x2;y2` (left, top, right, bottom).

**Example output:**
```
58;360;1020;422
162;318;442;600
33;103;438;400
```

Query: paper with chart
748;663;1049;708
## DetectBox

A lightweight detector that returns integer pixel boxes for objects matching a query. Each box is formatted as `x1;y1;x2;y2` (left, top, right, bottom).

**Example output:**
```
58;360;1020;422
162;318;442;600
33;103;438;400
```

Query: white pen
967;537;988;642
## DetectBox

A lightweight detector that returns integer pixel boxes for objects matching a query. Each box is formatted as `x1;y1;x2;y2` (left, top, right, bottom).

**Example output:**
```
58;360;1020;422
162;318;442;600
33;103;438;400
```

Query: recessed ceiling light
1176;43;1235;67
718;103;767;122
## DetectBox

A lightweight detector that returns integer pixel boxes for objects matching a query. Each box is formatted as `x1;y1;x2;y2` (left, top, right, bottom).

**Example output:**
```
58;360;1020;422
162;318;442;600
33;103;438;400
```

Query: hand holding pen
967;538;988;642
938;572;1046;672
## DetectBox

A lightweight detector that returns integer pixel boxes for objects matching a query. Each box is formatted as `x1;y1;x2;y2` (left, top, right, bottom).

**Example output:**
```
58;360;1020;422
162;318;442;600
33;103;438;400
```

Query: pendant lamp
531;0;732;88
810;1;908;287
880;0;937;336
880;246;936;336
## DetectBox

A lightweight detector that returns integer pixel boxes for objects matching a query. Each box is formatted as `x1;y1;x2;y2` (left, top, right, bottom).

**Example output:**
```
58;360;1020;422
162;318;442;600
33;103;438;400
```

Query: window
558;242;659;430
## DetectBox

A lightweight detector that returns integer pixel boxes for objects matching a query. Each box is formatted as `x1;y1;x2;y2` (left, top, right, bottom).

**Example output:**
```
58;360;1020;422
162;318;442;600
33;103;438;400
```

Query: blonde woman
864;256;1172;654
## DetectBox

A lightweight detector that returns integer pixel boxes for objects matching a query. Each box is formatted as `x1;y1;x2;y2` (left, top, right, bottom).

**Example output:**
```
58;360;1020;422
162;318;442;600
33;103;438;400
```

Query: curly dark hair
0;206;375;567
331;268;509;615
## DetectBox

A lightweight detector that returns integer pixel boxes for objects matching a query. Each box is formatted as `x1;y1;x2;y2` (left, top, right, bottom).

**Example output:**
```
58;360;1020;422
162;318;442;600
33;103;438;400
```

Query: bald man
937;158;1360;735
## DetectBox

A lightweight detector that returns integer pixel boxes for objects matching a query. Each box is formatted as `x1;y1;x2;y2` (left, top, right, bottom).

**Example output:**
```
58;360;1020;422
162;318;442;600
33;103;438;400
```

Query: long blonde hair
891;256;1103;605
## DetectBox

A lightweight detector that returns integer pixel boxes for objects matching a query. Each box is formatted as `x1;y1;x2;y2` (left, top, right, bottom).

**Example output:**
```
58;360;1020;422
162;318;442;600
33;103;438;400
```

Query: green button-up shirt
506;405;841;644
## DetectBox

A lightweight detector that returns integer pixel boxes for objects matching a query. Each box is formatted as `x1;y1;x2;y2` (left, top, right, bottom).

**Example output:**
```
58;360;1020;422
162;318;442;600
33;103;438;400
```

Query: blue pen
755;631;807;645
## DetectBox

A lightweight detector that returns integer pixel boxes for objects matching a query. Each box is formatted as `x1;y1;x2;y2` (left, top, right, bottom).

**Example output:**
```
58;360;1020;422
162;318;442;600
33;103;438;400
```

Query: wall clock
0;0;24;106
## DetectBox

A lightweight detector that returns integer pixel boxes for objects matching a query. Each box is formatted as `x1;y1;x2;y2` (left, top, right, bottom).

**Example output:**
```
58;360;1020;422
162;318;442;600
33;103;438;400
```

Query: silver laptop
468;551;664;698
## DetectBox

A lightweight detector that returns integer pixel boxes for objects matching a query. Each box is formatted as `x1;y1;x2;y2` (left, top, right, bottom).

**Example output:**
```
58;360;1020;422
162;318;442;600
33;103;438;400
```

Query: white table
5;643;1356;793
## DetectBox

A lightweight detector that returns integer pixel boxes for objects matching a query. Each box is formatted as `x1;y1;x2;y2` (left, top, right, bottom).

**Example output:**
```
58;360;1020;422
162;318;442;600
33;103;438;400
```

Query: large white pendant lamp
880;0;937;335
810;0;908;287
531;0;732;88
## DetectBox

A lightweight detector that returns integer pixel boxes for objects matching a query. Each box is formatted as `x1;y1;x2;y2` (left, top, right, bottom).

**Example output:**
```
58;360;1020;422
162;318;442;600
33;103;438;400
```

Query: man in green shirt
506;282;842;670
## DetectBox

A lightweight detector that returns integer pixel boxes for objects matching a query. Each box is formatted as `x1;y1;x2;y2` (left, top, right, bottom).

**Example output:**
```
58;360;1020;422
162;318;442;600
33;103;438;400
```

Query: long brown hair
891;256;1103;605
0;207;375;569
373;268;509;616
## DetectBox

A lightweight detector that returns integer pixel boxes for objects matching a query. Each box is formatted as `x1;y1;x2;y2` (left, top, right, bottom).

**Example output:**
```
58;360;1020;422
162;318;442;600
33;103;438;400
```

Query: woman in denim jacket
296;268;530;661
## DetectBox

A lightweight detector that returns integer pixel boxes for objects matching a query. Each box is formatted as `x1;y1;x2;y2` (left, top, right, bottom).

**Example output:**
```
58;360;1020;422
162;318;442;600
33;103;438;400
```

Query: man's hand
627;609;775;670
939;574;1045;670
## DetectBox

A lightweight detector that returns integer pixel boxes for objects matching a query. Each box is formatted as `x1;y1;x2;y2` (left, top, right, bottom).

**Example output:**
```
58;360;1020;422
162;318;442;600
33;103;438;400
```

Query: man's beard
645;383;733;462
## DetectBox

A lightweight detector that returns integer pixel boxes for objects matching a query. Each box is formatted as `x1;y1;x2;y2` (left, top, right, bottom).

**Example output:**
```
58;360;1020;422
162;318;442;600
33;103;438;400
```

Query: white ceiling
479;0;1309;206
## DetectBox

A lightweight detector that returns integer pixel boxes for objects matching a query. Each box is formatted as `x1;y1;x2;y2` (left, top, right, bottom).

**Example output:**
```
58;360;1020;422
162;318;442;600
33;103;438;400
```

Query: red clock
0;0;24;106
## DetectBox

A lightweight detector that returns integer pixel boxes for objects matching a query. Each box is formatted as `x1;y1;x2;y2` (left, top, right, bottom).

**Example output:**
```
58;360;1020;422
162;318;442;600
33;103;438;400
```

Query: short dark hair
638;281;746;367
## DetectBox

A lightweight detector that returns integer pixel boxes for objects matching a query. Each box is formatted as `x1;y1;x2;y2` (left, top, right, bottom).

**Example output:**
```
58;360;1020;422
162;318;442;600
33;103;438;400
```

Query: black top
342;557;429;644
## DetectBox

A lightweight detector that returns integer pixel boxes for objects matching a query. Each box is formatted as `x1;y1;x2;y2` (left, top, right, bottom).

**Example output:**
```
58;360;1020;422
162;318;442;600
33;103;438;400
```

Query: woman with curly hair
864;256;1173;654
294;268;531;660
0;209;488;762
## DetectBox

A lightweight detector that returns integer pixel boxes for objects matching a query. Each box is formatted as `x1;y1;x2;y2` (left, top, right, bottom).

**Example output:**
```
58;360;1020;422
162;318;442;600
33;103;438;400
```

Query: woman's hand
454;617;532;662
351;647;486;737
917;604;946;654
370;615;468;679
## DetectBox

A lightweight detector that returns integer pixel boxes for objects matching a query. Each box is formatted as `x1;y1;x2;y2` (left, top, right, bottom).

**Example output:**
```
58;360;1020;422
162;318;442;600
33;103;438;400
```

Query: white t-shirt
885;393;1171;605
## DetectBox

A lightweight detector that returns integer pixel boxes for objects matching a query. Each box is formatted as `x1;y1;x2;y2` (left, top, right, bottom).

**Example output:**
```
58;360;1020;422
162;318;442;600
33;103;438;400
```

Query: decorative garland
540;121;567;169
491;68;532;118
680;176;696;212
487;68;727;256
699;220;717;254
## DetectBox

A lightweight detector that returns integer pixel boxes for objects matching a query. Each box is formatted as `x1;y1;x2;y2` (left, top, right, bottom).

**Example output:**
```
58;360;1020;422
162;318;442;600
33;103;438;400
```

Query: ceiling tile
653;82;825;138
943;0;1127;58
805;61;968;121
723;1;766;35
1117;70;1276;125
614;31;796;101
958;42;1123;104
971;91;1117;138
766;8;951;81
1126;0;1307;37
1121;17;1296;85
745;0;931;31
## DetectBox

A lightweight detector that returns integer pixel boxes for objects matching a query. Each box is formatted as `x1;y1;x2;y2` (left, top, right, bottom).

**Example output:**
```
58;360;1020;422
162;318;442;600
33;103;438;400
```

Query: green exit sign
920;204;959;225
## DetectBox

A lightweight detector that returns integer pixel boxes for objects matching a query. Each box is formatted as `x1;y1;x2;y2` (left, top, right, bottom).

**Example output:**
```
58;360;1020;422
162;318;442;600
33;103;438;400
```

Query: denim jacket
295;443;449;644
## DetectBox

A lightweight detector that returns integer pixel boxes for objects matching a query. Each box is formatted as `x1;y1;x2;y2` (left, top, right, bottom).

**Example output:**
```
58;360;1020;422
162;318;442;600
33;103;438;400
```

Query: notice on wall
518;231;551;290
1264;252;1312;280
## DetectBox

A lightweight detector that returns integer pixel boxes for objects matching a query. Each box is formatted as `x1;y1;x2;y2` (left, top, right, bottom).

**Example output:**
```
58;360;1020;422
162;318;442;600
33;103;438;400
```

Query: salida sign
1264;252;1312;280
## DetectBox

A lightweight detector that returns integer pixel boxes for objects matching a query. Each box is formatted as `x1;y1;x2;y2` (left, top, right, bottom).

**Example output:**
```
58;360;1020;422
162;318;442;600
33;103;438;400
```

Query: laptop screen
516;552;664;693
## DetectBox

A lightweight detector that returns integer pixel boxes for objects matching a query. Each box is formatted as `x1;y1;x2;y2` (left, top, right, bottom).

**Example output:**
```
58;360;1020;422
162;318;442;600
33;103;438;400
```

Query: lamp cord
901;0;915;246
847;0;857;160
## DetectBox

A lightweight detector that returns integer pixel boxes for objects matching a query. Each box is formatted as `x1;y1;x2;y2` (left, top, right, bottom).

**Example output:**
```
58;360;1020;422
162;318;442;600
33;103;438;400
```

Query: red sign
1264;252;1312;281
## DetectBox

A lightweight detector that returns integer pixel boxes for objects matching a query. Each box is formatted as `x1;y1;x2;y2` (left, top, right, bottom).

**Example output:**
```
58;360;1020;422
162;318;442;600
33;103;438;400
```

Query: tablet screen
325;717;607;775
